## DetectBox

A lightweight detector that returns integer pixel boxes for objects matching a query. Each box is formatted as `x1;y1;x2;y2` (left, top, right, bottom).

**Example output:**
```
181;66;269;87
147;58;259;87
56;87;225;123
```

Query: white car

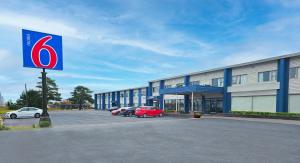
5;107;43;119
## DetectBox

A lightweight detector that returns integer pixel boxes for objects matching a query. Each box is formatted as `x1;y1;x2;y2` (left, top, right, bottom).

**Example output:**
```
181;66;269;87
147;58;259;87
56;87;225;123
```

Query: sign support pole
41;68;48;116
40;68;51;124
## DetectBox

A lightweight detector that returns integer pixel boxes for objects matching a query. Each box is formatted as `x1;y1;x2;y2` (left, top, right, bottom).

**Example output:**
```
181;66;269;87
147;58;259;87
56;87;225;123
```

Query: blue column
117;91;120;107
147;82;153;106
146;87;149;105
184;75;190;86
94;94;98;110
129;89;134;106
184;76;190;113
102;94;106;110
124;91;127;106
108;93;111;109
98;94;102;110
112;92;115;107
138;88;142;106
201;95;205;113
276;58;289;112
223;68;232;113
159;80;165;109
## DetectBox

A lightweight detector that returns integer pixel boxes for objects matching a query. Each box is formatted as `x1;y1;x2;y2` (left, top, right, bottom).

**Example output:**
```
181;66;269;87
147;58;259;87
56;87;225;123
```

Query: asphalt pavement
0;110;299;163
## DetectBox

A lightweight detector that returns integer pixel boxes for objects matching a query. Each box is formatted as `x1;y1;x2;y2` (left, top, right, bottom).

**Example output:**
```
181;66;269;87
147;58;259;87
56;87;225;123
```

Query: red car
111;108;121;116
135;106;164;118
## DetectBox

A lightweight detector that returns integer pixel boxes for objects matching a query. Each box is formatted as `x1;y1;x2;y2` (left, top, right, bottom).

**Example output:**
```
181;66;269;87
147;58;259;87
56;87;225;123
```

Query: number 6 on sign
22;29;63;70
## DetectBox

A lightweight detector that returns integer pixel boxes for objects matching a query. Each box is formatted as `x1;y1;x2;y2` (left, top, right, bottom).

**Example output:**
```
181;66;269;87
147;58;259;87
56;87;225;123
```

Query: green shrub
230;111;300;118
0;126;9;130
39;120;51;128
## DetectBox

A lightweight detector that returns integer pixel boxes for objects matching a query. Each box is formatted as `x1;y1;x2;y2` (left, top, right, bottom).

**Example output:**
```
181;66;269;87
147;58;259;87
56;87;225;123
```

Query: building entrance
203;98;223;113
191;97;223;113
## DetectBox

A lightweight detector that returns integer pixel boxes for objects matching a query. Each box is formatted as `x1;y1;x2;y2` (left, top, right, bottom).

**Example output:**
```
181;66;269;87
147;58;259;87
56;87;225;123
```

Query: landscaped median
0;116;42;131
0;107;10;115
229;111;300;120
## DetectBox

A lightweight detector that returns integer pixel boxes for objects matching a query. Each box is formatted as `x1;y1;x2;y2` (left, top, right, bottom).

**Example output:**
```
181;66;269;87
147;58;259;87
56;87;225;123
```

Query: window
29;107;37;111
120;93;124;97
290;67;300;79
232;75;247;85
258;70;277;82
141;89;146;96
189;81;200;86
164;85;172;88
212;78;224;87
152;87;159;93
176;83;184;87
20;108;29;111
134;91;138;97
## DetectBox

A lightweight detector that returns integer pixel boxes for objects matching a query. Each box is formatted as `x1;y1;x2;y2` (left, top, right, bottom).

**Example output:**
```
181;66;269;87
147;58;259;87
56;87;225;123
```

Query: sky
0;0;300;102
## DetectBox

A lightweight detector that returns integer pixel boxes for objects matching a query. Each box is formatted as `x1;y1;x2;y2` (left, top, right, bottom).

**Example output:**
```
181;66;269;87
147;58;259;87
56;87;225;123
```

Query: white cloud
266;0;300;8
0;11;88;39
0;9;213;58
94;60;155;74
49;73;120;81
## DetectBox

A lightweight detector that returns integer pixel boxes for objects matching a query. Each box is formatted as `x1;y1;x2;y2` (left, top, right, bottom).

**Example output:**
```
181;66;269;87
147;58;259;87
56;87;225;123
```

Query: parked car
120;107;136;117
5;107;43;119
111;108;122;116
108;106;119;112
135;106;164;118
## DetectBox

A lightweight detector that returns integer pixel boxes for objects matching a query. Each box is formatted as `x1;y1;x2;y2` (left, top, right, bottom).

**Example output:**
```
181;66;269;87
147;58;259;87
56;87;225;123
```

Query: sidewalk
204;116;300;126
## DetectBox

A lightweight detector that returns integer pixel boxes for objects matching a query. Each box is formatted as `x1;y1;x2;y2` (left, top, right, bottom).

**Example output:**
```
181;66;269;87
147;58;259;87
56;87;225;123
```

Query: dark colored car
108;106;119;112
120;107;136;117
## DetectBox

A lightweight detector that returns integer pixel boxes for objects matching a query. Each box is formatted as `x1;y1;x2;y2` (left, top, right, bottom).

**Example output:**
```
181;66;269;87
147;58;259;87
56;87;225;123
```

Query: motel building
94;53;300;114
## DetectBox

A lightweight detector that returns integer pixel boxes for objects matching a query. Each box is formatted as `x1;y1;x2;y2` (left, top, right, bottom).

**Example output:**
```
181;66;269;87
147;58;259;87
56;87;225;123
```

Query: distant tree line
6;77;93;110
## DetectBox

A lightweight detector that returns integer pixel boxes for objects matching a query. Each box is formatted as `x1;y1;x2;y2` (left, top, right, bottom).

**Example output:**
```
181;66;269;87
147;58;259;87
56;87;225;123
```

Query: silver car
5;107;43;119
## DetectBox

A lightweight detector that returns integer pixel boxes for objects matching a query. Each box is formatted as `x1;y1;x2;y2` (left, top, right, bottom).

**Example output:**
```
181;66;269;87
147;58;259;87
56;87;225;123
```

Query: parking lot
1;110;300;163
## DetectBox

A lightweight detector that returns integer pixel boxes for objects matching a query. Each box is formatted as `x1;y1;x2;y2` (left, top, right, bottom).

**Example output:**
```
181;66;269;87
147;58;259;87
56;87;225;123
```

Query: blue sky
0;0;300;101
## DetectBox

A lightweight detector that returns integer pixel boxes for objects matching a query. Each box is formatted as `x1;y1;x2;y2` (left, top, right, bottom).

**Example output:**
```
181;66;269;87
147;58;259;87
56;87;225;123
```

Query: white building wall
232;95;276;112
164;77;184;87
289;56;300;94
232;61;277;84
289;95;300;113
152;81;160;96
229;61;278;95
125;91;129;106
164;94;184;100
230;61;278;113
252;96;276;112
141;88;147;105
190;70;223;85
133;89;139;106
120;91;125;106
105;93;109;109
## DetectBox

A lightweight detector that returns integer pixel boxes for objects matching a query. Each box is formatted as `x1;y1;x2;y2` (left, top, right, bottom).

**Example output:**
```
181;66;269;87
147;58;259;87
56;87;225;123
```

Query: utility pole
25;83;28;107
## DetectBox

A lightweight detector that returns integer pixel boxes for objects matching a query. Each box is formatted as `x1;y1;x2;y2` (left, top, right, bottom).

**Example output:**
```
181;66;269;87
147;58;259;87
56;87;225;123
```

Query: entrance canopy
159;85;224;95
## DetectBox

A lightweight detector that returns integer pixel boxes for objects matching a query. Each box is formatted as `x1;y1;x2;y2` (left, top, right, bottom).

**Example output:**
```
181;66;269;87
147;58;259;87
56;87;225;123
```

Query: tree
16;89;42;108
6;100;19;110
69;86;93;110
36;77;62;102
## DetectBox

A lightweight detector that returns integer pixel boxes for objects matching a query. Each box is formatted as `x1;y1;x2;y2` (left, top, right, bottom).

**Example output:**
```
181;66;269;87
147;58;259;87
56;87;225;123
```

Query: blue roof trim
159;85;224;94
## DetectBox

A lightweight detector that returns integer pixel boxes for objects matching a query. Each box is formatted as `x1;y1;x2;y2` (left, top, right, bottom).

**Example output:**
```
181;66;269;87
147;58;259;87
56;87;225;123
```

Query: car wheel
10;114;17;119
143;114;147;118
128;112;132;117
159;113;163;117
34;113;40;118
